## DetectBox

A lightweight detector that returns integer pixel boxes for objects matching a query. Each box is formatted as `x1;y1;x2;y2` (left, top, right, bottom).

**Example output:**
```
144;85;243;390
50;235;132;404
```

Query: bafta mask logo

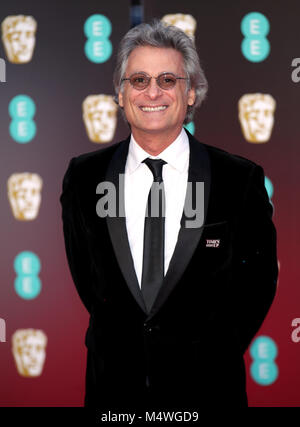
83;94;117;143
8;173;42;220
1;15;37;64
12;329;47;377
161;14;196;40
238;94;276;143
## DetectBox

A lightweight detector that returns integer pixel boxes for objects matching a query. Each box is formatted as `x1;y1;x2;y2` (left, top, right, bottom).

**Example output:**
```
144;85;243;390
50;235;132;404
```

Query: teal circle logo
84;14;112;63
241;12;270;62
9;95;37;143
14;251;41;275
14;276;41;300
84;14;112;38
9;119;37;143
241;37;270;63
250;335;277;360
84;39;112;63
250;361;278;386
9;95;36;119
264;176;274;214
184;121;195;135
14;251;41;300
241;12;270;37
250;336;278;386
264;176;274;200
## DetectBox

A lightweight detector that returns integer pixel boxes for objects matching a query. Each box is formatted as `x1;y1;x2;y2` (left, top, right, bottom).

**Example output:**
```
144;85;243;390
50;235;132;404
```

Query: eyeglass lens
129;73;178;90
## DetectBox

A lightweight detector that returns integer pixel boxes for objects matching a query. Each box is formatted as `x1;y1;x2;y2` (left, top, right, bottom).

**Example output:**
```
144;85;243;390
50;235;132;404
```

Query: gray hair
113;19;208;124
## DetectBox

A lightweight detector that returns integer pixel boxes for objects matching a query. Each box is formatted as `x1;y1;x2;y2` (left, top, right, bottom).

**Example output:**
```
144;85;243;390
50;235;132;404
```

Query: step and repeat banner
0;0;299;407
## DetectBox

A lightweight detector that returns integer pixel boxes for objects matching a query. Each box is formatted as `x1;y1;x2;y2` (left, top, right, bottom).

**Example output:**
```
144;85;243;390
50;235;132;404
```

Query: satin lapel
105;137;147;314
147;132;211;320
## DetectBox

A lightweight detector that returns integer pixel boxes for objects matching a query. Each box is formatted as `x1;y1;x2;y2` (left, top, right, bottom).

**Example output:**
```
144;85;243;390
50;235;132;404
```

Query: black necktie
141;158;167;313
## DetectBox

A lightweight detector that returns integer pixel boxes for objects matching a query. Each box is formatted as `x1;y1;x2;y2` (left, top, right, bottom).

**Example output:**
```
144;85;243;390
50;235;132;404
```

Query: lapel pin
206;239;220;248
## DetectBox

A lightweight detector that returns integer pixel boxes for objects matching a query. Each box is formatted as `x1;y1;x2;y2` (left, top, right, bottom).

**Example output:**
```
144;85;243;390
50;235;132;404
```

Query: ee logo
9;95;36;143
241;12;270;62
184;121;195;135
14;251;41;300
250;336;278;386
265;176;274;214
84;14;112;63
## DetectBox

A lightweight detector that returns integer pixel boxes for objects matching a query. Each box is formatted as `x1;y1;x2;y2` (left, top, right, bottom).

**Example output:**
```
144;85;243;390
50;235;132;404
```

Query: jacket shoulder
197;142;266;193
61;138;129;197
202;142;259;173
187;131;266;202
72;139;125;170
65;137;129;182
186;129;260;176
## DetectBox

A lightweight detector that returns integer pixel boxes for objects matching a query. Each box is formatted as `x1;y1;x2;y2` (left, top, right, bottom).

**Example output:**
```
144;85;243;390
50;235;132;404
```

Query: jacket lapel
147;132;211;320
105;136;148;314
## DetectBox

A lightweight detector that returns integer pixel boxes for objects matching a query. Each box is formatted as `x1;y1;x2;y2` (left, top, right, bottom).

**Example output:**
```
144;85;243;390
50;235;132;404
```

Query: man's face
118;46;195;140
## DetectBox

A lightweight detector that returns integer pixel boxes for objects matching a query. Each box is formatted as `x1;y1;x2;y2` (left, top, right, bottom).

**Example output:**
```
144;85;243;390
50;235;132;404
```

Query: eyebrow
128;70;177;75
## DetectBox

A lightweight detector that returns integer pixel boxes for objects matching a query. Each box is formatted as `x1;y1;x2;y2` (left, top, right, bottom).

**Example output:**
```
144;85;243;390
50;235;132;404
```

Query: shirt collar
126;128;189;175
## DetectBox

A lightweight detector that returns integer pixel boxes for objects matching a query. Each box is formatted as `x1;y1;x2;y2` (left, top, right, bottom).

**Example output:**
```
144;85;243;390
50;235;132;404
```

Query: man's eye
161;75;176;85
134;76;146;83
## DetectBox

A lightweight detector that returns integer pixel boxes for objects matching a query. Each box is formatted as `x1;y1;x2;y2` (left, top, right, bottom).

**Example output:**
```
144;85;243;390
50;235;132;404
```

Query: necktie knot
143;158;166;182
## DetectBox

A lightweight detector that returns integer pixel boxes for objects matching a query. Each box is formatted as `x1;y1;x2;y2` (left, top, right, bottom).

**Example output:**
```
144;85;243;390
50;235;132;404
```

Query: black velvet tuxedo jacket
60;130;278;409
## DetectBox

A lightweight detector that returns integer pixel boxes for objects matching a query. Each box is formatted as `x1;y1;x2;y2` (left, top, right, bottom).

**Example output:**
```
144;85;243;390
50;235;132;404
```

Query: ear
118;91;124;108
187;87;196;106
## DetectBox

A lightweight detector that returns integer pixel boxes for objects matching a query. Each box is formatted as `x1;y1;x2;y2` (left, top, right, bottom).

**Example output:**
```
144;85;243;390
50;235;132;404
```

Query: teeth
141;106;167;112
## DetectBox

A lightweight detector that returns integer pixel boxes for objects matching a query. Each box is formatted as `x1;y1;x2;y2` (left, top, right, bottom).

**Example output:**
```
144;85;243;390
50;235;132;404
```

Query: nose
144;78;162;99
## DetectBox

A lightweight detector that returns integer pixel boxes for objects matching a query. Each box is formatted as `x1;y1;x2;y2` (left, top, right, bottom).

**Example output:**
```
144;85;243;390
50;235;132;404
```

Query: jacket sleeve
231;164;278;354
60;158;93;313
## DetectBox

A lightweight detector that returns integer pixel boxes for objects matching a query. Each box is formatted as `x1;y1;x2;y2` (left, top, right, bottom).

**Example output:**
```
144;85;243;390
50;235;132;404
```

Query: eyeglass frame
121;71;189;91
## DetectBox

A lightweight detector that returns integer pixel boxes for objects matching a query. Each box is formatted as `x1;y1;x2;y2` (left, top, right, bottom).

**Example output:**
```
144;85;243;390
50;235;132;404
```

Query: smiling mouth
139;105;168;112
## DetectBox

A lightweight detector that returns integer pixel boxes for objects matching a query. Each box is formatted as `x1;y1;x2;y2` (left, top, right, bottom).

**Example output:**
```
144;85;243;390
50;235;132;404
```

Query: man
60;20;278;409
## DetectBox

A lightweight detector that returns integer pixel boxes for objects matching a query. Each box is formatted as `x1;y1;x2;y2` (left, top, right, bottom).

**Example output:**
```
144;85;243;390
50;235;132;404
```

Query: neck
132;127;182;156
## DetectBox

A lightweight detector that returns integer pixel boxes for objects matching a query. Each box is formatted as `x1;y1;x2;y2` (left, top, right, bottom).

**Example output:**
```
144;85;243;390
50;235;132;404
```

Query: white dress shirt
124;128;190;288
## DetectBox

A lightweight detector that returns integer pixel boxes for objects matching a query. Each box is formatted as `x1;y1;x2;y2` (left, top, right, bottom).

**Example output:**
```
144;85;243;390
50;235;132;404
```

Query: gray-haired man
60;20;278;409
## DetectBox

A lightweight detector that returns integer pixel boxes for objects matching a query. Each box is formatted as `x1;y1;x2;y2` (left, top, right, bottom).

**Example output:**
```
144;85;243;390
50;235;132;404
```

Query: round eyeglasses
121;72;189;91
